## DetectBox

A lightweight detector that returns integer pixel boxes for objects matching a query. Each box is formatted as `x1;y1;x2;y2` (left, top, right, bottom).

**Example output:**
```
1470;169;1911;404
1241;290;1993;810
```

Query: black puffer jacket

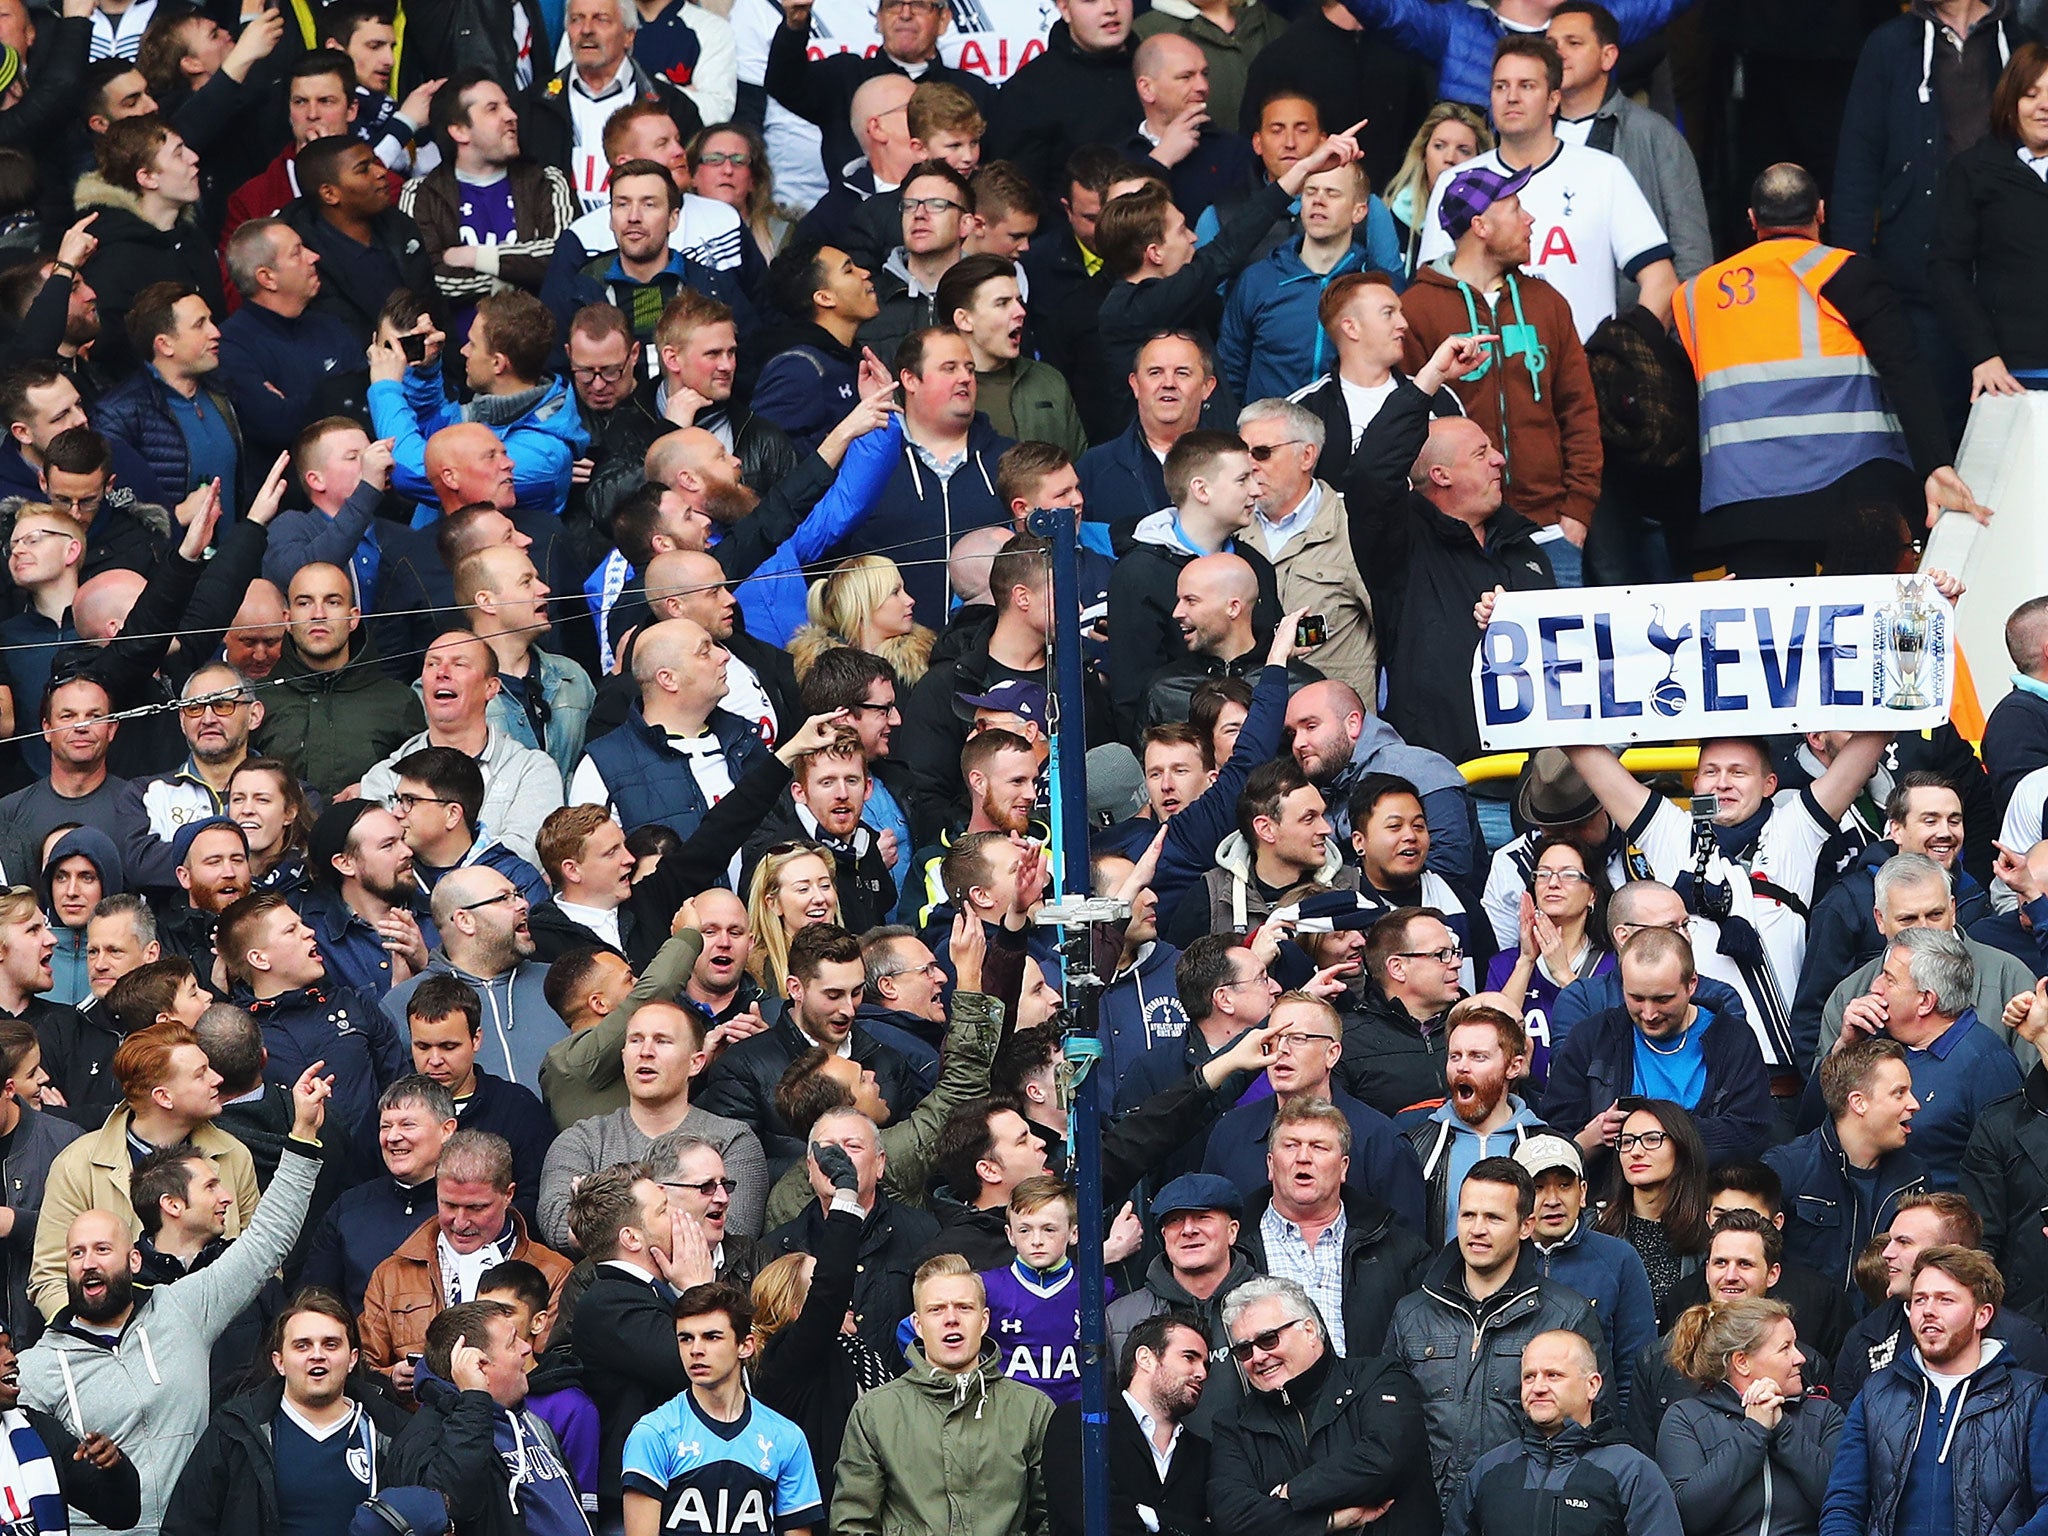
1654;1381;1842;1536
1209;1347;1440;1536
1385;1245;1612;1503
93;367;247;517
162;1375;409;1536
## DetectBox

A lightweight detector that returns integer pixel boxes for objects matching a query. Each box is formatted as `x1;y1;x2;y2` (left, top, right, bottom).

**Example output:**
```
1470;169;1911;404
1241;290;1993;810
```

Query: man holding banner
1471;569;1974;1109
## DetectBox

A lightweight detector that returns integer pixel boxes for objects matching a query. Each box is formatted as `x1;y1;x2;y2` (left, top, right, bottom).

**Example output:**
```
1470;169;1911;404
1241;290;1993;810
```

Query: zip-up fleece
19;1147;318;1536
1201;828;1356;935
1386;1244;1612;1503
1449;1414;1682;1536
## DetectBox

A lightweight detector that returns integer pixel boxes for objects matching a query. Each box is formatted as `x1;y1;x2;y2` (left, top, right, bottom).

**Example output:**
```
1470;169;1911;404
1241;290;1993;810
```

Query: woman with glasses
746;843;843;1001
787;554;935;689
1485;840;1612;1086
1656;1297;1842;1536
1595;1099;1712;1316
689;123;795;263
227;758;314;896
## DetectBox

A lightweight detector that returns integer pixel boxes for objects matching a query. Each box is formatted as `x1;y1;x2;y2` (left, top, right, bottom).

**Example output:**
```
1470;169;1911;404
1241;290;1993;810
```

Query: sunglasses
180;697;250;718
1229;1315;1310;1361
1246;440;1304;462
663;1177;738;1198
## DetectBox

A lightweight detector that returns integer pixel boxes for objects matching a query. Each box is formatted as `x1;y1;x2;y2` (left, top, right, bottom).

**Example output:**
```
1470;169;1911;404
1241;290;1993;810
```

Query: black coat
1236;1184;1430;1357
1984;685;2048;828
1654;1258;1857;1363
1929;132;2048;370
388;1378;569;1536
275;196;438;343
1236;6;1434;186
752;1203;871;1512
162;1376;409;1536
762;19;991;189
74;175;227;379
694;1016;927;1173
1339;992;1453;1123
570;1264;692;1503
1626;1330;1834;1455
1829;1293;2048;1406
1341;379;1556;766
1048;1395;1212;1536
766;1193;939;1363
15;1404;139;1532
1965;1065;2048;1328
1105;527;1281;742
739;795;898;935
983;21;1141;194
1209;1349;1442;1536
1654;1382;1842;1536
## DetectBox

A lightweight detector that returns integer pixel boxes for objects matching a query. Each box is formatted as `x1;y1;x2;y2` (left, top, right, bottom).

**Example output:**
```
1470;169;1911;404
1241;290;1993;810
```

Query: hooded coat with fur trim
73;173;227;379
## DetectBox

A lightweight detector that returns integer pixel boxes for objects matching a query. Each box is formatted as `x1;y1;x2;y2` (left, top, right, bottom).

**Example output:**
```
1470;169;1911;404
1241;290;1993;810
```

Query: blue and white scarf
0;1409;67;1533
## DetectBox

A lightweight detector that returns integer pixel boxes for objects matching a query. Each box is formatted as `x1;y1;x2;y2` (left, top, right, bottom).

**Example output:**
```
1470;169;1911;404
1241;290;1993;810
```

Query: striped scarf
0;1409;66;1534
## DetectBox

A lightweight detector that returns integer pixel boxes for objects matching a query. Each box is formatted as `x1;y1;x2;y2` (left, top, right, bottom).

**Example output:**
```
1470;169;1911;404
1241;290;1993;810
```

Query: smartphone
1294;613;1327;648
398;332;427;365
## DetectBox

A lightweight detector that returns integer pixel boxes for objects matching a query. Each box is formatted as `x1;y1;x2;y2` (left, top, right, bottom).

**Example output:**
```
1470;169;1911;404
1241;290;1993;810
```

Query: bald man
222;579;288;680
421;422;517;517
1349;385;1556;765
257;561;426;797
631;548;798;745
1126;32;1258;225
790;73;922;257
456;545;595;780
596;372;900;664
568;616;771;837
1141;551;1319;729
357;632;567;866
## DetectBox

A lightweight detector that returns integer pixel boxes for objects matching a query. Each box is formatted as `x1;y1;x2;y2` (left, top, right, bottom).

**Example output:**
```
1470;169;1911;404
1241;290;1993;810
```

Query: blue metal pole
1026;504;1109;1536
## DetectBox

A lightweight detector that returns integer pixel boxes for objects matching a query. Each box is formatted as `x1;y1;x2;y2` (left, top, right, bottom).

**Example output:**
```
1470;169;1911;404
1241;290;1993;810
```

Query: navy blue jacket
239;983;411;1140
345;1068;552;1225
1530;1220;1659;1414
1765;1120;1928;1296
1201;1086;1428;1235
749;324;861;455
94;369;247;513
837;414;1013;619
1098;941;1188;1093
1540;1003;1773;1165
577;701;768;840
1791;839;1990;1069
298;885;438;1000
297;1173;438;1315
1985;685;2048;827
0;436;161;509
215;301;366;459
1832;12;2033;305
1831;1295;2048;1407
1076;418;1171;537
1548;971;1750;1054
1818;1341;2048;1536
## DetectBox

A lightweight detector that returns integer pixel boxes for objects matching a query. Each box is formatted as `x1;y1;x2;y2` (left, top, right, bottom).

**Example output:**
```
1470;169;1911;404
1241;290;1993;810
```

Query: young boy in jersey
620;1283;823;1536
978;1176;1100;1405
479;1259;599;1512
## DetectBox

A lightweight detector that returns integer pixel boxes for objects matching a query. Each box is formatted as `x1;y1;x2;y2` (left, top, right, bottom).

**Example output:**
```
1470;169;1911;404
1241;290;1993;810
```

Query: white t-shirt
1419;140;1673;341
720;658;780;748
1628;789;1836;1068
1337;375;1400;449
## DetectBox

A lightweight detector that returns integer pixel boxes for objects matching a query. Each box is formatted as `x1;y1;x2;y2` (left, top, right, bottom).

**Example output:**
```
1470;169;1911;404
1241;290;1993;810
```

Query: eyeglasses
1246;441;1304;462
1615;1130;1669;1153
696;150;754;168
882;960;946;981
1397;947;1464;966
880;0;947;12
901;196;965;216
569;362;632;385
1218;974;1273;992
1532;869;1591;887
180;697;250;718
386;792;452;815
458;890;526;913
664;1176;739;1197
1228;1316;1310;1361
10;527;77;553
1271;1033;1338;1055
847;700;901;716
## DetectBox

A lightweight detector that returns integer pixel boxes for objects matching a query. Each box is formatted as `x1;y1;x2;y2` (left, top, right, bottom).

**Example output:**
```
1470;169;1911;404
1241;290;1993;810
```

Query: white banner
1471;576;1956;751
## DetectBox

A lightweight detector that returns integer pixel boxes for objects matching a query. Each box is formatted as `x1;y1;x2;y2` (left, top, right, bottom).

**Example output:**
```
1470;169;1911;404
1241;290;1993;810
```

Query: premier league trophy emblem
1876;576;1939;711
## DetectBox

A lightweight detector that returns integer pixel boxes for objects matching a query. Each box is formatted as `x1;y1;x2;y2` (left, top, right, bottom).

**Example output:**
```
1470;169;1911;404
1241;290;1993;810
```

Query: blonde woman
744;843;842;997
787;555;935;687
1384;103;1490;276
1656;1297;1842;1536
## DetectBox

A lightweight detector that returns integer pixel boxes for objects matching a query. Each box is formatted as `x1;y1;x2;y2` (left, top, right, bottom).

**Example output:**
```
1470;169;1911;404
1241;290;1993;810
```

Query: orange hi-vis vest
1673;237;1911;512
